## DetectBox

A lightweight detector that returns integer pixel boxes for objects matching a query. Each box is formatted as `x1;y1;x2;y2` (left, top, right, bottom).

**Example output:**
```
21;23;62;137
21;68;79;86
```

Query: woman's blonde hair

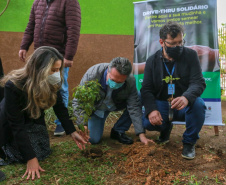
0;46;64;119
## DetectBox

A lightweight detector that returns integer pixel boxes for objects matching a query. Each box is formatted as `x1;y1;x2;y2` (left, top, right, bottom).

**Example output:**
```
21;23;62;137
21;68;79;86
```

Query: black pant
0;58;5;160
0;58;4;102
0;148;6;160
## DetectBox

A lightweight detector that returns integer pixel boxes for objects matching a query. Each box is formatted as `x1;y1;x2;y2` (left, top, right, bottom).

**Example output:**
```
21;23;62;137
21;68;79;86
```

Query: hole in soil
148;149;156;156
82;148;103;159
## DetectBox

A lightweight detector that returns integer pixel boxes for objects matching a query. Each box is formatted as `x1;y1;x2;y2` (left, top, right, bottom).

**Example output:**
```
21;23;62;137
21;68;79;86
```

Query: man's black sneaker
182;143;195;160
54;124;65;136
156;122;173;144
110;128;134;145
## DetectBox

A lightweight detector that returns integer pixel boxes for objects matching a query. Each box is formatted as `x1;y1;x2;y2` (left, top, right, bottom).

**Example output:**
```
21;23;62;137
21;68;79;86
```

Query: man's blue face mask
107;78;124;89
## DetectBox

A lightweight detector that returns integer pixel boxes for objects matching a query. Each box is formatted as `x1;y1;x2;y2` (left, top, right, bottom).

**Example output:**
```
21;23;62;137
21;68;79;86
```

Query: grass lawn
1;140;115;185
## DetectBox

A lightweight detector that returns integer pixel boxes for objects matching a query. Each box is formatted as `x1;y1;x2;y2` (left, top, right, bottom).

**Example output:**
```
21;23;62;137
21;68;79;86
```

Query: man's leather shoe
182;143;195;160
110;128;133;144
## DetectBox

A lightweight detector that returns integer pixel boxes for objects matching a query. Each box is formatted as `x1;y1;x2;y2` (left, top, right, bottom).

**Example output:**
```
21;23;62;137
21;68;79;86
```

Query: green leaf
78;124;85;132
70;80;101;126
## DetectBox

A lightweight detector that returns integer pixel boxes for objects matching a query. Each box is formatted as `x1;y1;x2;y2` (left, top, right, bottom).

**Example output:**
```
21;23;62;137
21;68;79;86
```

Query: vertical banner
133;0;223;126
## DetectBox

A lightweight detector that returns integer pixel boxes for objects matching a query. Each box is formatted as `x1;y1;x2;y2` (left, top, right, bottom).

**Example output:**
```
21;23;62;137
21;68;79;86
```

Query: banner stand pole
214;126;219;136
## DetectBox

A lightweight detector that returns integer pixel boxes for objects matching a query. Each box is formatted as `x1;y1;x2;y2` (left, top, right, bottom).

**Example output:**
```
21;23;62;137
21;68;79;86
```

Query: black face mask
164;44;183;61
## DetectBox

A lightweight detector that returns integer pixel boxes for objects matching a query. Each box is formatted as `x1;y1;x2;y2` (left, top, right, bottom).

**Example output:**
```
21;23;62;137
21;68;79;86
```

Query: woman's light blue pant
55;67;69;126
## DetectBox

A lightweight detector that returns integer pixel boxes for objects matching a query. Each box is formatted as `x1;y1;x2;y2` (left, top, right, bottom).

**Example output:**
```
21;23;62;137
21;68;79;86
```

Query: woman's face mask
48;71;61;85
107;78;124;89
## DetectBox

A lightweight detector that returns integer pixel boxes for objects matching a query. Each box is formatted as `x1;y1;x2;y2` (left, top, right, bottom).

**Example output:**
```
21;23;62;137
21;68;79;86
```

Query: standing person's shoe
182;143;195;159
0;170;6;182
156;123;173;144
54;124;65;136
110;128;134;144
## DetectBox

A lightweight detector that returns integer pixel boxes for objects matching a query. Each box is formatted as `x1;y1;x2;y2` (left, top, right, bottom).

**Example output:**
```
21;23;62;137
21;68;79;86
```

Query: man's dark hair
109;57;132;76
159;21;184;40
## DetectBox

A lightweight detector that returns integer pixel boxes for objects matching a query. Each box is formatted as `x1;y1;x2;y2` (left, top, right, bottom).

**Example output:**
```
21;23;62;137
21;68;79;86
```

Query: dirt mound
107;141;226;185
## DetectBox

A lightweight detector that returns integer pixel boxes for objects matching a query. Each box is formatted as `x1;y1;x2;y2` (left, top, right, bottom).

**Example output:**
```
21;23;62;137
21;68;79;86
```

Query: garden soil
49;102;226;185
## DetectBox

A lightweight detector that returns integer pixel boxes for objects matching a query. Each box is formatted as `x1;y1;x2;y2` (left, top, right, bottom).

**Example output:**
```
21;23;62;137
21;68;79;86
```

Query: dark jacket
20;0;81;60
72;63;145;135
141;47;206;118
0;81;76;161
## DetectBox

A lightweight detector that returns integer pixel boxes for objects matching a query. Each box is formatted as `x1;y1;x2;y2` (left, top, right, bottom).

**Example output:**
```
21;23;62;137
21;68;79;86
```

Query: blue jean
142;97;206;144
55;67;69;126
88;109;132;144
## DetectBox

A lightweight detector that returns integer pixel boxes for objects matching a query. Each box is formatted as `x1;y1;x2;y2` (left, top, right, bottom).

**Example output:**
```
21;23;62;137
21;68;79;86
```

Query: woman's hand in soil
22;157;45;180
148;110;163;126
171;96;188;110
71;131;88;150
139;133;155;145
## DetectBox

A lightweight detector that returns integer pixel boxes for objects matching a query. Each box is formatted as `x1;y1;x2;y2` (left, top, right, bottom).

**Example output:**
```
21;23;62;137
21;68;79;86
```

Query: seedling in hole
71;80;101;153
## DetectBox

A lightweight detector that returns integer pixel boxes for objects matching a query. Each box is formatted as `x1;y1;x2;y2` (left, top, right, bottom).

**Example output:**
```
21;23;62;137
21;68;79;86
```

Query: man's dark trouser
142;97;206;144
